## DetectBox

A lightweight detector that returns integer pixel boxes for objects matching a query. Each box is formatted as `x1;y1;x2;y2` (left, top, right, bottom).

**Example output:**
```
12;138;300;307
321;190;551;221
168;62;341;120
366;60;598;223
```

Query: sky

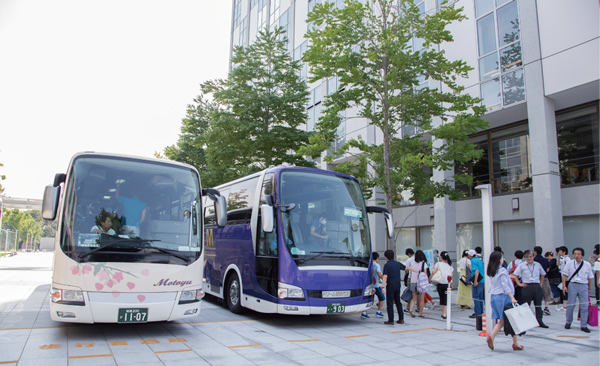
0;0;232;199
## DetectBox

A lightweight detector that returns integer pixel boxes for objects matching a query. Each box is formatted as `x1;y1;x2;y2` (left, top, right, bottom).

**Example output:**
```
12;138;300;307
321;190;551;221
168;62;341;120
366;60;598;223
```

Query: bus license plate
118;308;148;323
327;302;346;314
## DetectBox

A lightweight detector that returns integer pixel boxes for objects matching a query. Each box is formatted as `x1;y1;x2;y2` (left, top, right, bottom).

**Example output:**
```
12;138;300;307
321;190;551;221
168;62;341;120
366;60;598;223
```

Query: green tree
301;0;488;215
1;209;43;249
0;160;5;195
199;28;314;184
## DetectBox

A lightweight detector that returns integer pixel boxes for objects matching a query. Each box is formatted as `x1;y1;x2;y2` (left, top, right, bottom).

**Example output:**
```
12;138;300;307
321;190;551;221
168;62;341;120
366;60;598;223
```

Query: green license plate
327;302;346;314
118;308;148;323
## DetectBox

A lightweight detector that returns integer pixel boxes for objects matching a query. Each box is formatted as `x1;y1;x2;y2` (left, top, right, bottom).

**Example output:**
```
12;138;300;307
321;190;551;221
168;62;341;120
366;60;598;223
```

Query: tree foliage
301;0;488;213
1;209;50;248
165;28;314;186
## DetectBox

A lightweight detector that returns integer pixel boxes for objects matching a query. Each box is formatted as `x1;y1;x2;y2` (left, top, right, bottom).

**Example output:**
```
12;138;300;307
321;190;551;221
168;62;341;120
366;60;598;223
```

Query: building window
557;104;599;186
455;134;490;197
475;0;525;109
269;0;280;30
258;0;268;31
239;16;249;47
491;124;531;194
278;9;290;47
233;0;242;28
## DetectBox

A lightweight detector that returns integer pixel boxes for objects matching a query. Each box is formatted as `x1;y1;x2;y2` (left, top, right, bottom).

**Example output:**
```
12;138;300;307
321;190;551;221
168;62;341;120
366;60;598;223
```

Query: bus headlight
179;289;204;304
50;288;85;306
278;283;305;300
363;284;375;297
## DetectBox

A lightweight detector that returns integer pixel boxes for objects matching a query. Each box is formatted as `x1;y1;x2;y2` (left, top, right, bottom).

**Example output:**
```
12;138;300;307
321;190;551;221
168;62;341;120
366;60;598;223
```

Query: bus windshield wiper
297;251;341;264
135;245;191;263
78;237;161;260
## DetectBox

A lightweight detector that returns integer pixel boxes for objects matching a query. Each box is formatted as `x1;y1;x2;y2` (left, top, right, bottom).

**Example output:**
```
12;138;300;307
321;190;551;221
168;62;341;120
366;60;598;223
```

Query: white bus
42;152;226;323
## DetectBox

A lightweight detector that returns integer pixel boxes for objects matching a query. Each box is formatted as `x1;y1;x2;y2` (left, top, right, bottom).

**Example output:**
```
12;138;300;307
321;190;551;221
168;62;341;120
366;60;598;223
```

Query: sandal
512;344;524;351
486;336;494;350
409;311;416;318
418;314;424;318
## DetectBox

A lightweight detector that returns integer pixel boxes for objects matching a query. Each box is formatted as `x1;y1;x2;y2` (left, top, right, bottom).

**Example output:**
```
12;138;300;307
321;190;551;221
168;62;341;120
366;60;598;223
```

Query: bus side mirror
366;206;394;239
42;185;61;221
215;195;227;228
383;211;394;239
261;204;274;233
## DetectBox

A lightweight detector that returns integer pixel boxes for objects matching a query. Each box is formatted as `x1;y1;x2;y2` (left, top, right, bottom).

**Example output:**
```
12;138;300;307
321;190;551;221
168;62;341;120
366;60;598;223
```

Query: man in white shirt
561;247;595;333
511;250;548;328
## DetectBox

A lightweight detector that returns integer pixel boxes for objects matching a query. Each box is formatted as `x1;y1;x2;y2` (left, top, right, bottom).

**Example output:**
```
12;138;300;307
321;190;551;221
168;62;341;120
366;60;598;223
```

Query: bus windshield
279;170;371;267
60;156;202;265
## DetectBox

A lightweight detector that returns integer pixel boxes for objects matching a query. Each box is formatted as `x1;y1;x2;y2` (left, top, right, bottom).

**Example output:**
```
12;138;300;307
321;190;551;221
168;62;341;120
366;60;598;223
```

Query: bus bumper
50;292;202;323
277;300;373;315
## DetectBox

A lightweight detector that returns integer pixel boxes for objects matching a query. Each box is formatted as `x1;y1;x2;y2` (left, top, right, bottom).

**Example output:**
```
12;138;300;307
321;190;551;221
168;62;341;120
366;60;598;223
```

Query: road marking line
228;344;261;349
391;328;434;334
39;344;62;349
141;339;160;344
288;339;320;342
183;319;257;325
109;341;128;346
168;337;187;343
68;354;113;359
344;335;369;338
557;335;590;339
154;349;193;354
0;361;18;364
75;342;95;347
431;328;468;333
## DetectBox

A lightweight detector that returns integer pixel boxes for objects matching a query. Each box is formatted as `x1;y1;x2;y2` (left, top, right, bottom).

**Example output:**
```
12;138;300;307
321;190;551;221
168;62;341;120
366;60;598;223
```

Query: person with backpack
457;250;472;310
407;250;429;318
545;251;562;306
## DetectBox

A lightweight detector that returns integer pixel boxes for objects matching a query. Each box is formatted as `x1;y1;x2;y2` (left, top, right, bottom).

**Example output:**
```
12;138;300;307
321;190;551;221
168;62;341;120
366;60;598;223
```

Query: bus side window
257;174;277;256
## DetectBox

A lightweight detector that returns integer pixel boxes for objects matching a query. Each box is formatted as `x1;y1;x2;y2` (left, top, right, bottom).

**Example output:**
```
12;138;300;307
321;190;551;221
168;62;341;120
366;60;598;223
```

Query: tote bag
504;304;539;334
401;287;413;303
431;268;443;285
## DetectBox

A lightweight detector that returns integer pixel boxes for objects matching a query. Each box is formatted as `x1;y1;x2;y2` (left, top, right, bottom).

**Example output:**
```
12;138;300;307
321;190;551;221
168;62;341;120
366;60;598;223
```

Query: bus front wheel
226;273;243;314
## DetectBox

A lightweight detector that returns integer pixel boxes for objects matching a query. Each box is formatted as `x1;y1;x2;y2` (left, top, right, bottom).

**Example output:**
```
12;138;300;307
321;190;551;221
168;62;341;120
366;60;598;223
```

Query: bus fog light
283;306;299;311
184;308;198;315
57;311;76;318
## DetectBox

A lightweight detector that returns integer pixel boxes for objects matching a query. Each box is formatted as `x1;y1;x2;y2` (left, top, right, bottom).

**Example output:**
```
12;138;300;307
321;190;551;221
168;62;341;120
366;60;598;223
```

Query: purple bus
203;166;393;315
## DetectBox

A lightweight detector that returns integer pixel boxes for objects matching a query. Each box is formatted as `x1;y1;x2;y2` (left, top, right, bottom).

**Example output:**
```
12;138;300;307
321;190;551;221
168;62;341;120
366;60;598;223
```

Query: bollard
476;314;482;331
478;313;489;337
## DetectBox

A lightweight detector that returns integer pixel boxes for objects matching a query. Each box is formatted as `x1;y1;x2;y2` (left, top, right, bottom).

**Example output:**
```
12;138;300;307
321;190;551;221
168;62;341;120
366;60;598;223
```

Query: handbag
504;303;539;334
401;287;413;303
588;305;598;327
431;268;443;285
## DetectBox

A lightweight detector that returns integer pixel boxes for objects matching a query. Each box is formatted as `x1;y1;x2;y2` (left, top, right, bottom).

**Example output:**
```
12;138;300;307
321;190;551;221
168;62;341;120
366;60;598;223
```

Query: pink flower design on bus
69;263;138;292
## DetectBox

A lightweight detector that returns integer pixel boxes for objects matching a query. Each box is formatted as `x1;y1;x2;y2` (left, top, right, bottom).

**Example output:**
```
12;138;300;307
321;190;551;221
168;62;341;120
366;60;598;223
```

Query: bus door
255;173;278;298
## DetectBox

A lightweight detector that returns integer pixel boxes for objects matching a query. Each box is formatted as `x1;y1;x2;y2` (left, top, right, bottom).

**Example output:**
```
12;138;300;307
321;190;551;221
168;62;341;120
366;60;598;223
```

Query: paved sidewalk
0;253;598;365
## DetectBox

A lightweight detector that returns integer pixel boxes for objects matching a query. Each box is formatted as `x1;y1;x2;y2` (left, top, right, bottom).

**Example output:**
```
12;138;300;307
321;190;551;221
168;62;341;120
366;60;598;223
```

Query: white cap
467;249;477;257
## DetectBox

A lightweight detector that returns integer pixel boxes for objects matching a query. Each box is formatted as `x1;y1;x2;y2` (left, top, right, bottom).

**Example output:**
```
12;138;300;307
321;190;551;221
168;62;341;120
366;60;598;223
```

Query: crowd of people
361;244;600;351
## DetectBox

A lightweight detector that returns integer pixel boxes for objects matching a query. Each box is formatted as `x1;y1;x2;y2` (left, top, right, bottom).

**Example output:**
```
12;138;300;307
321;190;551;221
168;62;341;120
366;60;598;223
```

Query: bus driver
310;215;329;248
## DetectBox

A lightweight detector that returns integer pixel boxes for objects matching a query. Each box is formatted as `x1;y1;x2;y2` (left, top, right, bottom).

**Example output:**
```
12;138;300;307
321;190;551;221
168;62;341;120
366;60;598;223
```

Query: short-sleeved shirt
118;196;146;227
471;257;485;284
409;260;428;282
594;259;600;273
383;259;406;288
561;260;594;284
372;261;382;288
513;261;546;284
434;262;453;285
559;255;571;271
534;255;549;277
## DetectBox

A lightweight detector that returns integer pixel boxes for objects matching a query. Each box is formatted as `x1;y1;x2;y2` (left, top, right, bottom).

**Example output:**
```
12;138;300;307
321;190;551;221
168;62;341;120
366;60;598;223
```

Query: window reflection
557;105;599;185
492;125;531;193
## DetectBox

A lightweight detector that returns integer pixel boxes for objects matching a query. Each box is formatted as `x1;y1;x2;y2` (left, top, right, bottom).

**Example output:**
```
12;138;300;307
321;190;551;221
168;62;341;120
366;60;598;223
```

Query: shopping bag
431;269;443;285
504;303;539;334
588;305;598;326
401;287;412;303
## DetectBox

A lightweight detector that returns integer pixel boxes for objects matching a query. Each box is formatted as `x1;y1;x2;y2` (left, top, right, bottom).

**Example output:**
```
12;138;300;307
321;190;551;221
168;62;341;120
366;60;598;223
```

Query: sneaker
360;312;369;319
404;309;410;313
556;306;565;312
543;307;551;316
564;323;571;329
468;313;477;319
376;311;384;318
581;327;591;333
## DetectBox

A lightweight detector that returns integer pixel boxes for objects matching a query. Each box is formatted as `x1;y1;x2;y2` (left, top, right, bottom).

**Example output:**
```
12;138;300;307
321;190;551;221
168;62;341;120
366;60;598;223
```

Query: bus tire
226;273;243;314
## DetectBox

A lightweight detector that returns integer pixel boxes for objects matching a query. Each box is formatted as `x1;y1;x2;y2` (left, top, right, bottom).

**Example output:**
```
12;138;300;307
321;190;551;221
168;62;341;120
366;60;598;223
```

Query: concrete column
432;134;457;261
520;0;564;251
